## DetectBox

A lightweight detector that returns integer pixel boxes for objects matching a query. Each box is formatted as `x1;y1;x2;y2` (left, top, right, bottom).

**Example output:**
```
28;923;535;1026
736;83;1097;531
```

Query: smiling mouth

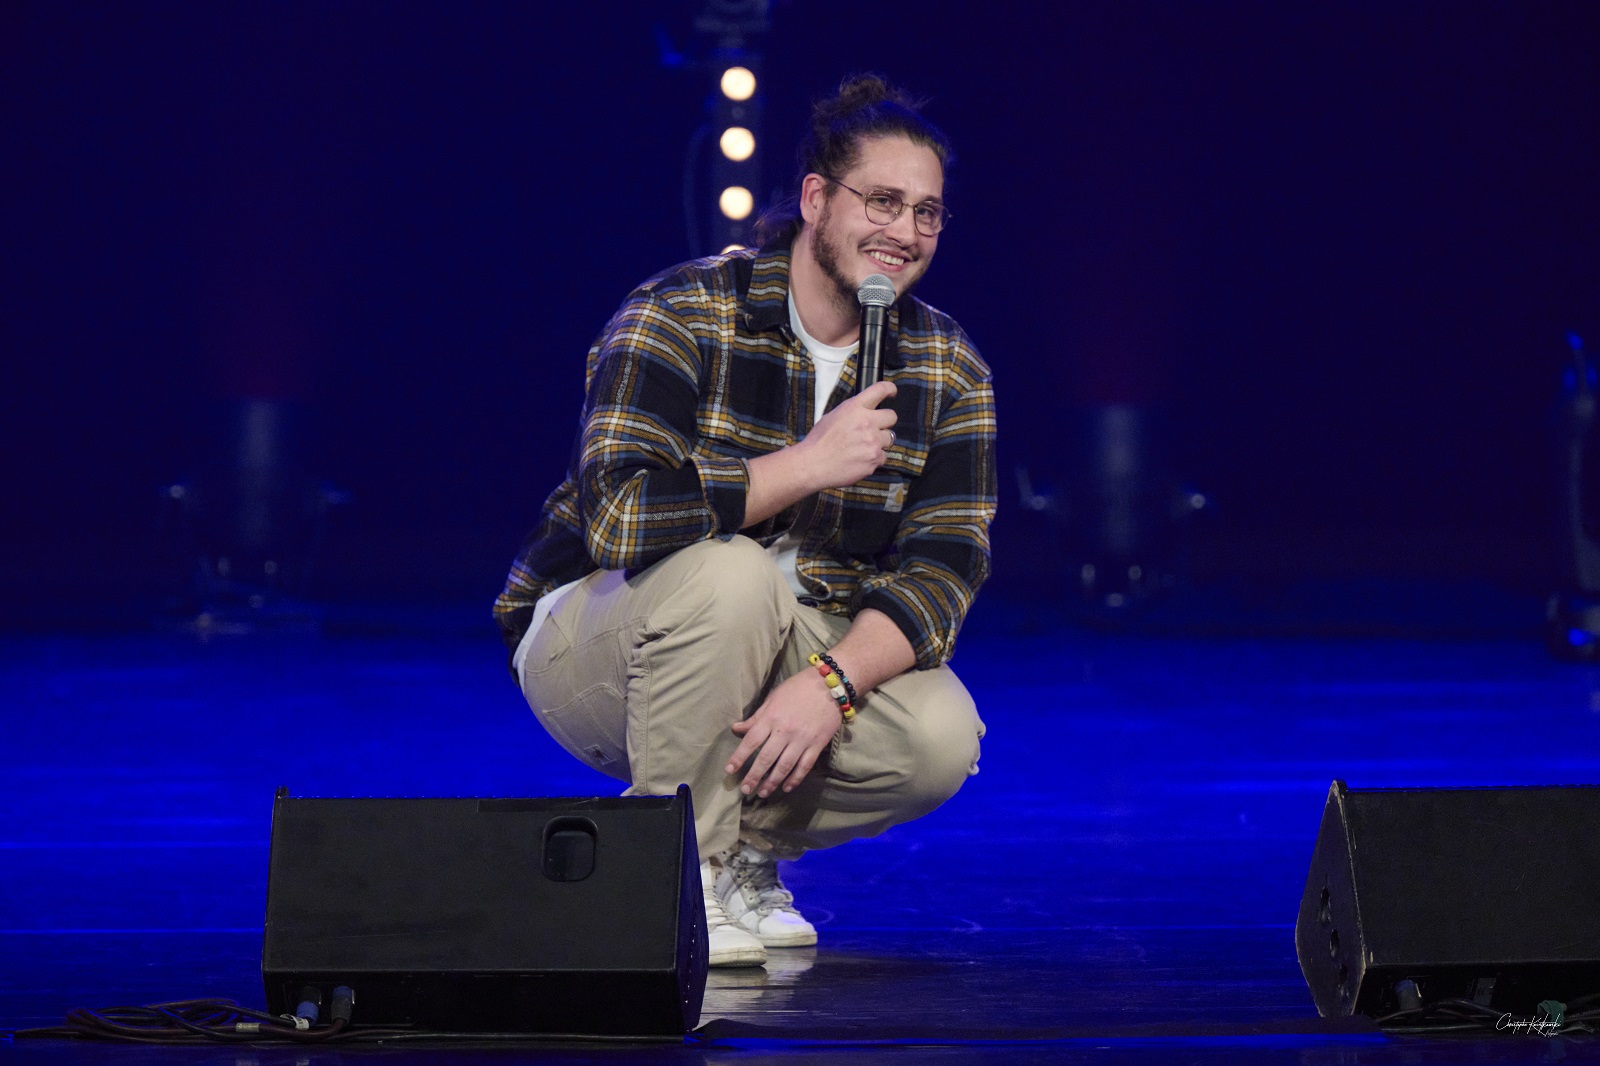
866;249;910;268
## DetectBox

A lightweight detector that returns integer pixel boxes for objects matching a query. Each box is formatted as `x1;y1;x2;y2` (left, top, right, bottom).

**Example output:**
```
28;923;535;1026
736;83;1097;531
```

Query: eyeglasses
823;176;951;237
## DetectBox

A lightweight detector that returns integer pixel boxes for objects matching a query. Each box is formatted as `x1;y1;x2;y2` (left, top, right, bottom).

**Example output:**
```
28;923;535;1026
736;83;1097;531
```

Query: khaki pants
518;536;984;861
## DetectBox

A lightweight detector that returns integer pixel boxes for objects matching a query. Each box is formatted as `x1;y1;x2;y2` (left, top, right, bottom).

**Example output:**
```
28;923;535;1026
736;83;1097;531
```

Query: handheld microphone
856;273;894;392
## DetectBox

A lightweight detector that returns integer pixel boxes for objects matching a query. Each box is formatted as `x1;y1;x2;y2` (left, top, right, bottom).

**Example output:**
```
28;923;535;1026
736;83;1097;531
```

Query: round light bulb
719;126;756;162
718;186;754;220
720;66;756;102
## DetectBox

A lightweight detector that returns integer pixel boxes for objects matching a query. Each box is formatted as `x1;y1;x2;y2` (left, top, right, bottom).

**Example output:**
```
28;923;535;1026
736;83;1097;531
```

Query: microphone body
856;274;895;392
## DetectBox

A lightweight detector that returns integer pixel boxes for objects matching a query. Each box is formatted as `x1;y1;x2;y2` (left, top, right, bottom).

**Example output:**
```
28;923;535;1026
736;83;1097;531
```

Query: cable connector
1395;979;1423;1013
330;986;354;1026
294;985;321;1028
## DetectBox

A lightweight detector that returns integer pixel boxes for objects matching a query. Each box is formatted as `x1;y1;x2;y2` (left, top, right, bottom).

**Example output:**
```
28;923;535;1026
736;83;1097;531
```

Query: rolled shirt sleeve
856;365;997;669
576;288;750;571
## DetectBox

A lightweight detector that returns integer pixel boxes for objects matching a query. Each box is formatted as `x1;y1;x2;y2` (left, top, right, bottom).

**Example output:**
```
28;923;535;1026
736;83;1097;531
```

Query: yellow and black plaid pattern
495;237;996;670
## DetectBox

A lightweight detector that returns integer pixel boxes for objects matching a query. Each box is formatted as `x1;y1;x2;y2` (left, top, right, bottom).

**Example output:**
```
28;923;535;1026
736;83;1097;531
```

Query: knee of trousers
641;535;792;653
878;682;983;818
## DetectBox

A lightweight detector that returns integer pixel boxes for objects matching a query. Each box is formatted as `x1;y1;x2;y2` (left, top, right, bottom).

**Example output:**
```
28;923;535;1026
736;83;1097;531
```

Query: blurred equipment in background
664;0;769;256
158;399;346;635
1547;332;1600;660
1017;404;1209;614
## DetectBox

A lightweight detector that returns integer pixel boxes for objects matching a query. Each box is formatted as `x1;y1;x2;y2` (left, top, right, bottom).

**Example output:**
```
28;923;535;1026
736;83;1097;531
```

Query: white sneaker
714;845;818;947
701;860;766;967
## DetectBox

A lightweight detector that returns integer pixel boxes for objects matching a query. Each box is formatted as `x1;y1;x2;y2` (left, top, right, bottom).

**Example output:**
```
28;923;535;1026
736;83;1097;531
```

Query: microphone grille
856;273;895;309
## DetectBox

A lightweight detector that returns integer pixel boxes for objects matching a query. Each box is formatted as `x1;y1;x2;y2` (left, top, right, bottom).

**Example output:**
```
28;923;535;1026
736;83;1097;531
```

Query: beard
810;197;861;312
810;195;926;312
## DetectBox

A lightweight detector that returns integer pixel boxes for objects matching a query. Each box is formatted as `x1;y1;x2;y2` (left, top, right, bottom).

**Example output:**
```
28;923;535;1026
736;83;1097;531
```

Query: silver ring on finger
886;429;896;447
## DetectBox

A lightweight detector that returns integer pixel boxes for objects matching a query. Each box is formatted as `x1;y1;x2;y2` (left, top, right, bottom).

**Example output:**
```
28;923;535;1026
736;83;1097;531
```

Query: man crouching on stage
494;74;996;967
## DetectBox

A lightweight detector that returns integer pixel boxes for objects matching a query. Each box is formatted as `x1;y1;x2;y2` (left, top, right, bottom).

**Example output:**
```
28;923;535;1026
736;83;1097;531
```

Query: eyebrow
863;183;945;205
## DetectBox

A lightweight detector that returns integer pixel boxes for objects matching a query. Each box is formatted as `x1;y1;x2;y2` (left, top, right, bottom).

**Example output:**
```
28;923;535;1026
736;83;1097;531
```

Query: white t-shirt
791;292;856;420
515;293;853;683
764;293;854;596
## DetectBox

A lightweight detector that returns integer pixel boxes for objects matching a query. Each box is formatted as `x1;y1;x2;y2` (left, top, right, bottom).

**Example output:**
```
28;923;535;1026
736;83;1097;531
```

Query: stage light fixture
719;126;755;162
720;66;756;101
719;186;753;221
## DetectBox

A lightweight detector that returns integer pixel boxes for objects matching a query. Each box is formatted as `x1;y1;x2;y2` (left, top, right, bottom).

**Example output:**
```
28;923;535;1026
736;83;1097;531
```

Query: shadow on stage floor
3;583;1598;1063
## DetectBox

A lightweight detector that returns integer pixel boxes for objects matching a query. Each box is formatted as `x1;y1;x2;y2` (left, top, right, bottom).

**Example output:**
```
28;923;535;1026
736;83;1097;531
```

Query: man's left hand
725;669;842;797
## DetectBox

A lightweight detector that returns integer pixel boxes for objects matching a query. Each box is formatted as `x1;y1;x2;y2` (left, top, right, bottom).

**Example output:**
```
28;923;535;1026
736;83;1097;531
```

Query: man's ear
798;173;829;226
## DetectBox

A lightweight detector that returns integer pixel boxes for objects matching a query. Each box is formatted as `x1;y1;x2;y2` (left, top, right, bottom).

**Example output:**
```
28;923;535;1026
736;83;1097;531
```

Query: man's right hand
740;380;899;529
795;380;899;490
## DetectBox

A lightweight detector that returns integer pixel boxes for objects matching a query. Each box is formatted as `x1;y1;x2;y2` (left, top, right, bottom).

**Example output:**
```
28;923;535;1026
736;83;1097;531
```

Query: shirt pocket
836;447;927;559
694;346;794;458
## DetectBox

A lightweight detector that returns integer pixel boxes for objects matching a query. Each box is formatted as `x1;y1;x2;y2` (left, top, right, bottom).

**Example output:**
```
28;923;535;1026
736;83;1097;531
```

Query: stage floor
4;603;1600;1063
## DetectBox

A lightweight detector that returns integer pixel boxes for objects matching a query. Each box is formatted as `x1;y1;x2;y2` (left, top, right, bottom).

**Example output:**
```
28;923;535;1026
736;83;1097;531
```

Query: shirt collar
739;235;792;334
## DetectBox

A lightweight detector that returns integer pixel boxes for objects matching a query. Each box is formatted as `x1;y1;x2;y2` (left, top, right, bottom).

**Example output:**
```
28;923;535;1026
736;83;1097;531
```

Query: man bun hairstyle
755;74;953;245
798;73;954;185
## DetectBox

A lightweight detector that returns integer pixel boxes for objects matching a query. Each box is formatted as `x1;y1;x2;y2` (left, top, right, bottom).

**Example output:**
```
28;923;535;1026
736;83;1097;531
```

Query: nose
882;204;920;247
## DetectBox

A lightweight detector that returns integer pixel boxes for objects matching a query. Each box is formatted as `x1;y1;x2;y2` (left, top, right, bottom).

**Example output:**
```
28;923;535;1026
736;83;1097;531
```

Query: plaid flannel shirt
494;237;996;670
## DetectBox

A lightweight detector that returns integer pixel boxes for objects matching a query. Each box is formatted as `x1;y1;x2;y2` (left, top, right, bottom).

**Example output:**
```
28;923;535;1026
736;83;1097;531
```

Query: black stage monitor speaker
1298;780;1600;1019
262;784;706;1036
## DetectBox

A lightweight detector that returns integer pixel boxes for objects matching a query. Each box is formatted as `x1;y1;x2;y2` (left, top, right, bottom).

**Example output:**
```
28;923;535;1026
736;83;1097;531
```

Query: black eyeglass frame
821;176;952;237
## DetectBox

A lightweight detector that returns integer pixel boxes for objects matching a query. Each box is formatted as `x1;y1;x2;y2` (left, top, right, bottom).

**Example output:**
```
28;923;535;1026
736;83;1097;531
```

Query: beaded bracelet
809;656;853;717
815;652;858;706
807;652;857;722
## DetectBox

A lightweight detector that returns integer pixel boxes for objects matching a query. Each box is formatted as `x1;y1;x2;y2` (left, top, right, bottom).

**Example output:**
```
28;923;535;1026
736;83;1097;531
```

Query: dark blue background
6;1;1599;618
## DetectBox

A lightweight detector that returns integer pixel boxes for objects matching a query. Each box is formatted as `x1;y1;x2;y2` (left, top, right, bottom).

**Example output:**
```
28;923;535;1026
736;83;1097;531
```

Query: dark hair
755;74;954;245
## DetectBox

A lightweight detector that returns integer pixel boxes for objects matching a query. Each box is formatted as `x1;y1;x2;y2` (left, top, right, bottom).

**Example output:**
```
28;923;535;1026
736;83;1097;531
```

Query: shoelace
703;880;743;930
730;852;797;916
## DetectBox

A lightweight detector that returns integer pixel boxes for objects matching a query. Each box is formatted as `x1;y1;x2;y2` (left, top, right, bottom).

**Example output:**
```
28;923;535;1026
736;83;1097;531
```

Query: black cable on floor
1;993;685;1046
1377;996;1600;1037
4;998;350;1045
